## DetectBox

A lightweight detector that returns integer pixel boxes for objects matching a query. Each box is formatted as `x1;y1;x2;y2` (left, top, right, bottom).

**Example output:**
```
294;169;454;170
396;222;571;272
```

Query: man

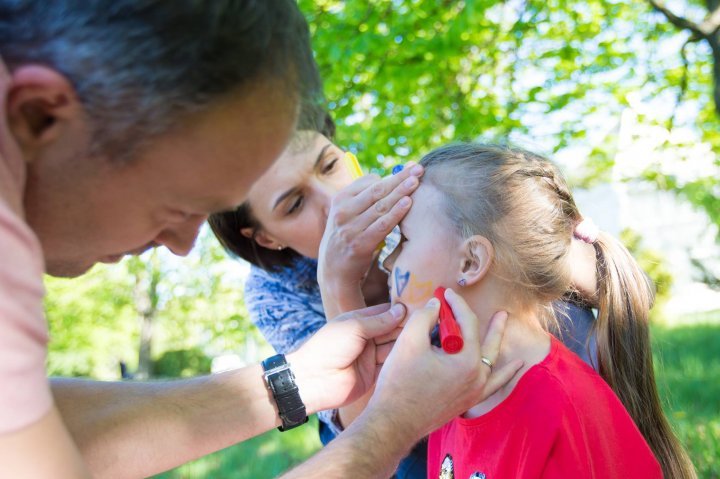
0;2;517;477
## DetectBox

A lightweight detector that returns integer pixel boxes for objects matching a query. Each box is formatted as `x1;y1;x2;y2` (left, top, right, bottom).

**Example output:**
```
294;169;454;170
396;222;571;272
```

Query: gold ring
481;356;494;370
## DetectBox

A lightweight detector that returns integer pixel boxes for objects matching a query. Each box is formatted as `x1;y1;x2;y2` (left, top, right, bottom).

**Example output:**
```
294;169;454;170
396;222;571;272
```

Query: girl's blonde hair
420;143;695;479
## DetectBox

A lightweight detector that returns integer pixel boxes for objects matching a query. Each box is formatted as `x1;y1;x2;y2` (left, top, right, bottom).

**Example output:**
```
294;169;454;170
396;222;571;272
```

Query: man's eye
168;209;192;223
322;158;339;174
287;196;304;215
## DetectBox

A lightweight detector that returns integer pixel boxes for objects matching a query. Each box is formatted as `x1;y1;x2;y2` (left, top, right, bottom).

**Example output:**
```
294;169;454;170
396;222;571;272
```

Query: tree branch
648;0;706;38
699;5;720;36
668;35;702;131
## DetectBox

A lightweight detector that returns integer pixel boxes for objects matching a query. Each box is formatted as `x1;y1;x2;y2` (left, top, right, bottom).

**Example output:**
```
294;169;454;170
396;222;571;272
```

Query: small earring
457;278;467;287
277;245;285;251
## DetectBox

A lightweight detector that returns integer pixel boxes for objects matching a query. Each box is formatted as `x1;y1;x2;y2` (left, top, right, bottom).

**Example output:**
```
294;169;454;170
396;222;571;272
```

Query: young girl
382;143;695;478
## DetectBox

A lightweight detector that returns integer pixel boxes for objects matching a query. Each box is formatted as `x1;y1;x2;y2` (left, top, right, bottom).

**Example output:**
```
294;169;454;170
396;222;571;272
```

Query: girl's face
244;132;355;258
382;184;463;315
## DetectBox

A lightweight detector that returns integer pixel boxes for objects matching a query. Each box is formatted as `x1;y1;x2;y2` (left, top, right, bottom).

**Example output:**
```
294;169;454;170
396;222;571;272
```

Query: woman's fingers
334;162;423;222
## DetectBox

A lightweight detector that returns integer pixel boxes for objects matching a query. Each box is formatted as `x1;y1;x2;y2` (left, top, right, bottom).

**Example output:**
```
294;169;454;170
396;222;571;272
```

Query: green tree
300;0;719;233
45;228;263;380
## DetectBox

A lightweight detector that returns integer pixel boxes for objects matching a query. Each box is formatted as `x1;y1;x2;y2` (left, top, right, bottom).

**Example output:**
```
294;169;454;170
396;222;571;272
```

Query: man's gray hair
0;0;323;160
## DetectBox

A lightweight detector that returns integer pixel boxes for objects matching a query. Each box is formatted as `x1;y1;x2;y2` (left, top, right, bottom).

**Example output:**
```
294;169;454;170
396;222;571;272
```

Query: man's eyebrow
272;187;301;211
313;143;333;170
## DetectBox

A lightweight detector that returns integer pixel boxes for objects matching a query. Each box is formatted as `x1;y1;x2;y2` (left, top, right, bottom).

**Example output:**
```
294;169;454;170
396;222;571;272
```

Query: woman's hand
317;162;424;319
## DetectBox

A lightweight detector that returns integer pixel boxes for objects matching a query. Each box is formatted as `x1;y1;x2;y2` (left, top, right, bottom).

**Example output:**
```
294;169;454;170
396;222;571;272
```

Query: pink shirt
0;57;53;434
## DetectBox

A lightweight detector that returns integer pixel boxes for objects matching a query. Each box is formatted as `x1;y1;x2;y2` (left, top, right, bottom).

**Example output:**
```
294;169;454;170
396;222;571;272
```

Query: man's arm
0;407;91;479
52;365;278;478
53;303;406;479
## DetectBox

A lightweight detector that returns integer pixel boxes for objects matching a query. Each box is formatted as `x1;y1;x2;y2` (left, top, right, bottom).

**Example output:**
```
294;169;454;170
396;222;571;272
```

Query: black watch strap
262;354;308;432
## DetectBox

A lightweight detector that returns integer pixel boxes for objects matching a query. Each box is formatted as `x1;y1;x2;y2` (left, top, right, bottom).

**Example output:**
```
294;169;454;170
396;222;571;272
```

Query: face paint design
393;267;434;303
394;267;411;297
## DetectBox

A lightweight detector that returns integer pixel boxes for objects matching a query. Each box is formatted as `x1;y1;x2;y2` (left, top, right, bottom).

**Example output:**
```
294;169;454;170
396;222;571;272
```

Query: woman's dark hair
209;112;336;272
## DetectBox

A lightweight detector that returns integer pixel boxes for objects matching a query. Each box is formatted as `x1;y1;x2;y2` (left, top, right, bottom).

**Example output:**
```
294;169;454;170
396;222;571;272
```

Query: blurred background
45;1;720;477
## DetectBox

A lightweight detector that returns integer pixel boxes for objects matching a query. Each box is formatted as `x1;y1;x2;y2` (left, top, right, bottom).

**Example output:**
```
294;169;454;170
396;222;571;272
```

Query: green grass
153;416;322;479
154;314;720;478
652;318;720;478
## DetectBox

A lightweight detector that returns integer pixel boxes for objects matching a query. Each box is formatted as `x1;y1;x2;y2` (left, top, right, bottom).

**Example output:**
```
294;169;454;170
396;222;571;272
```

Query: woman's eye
287;196;304;215
322;157;339;175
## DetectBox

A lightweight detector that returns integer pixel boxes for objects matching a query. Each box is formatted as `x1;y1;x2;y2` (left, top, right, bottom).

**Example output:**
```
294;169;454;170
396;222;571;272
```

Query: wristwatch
261;354;308;431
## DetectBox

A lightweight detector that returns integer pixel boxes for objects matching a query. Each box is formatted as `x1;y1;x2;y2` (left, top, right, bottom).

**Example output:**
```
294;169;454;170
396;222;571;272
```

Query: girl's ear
243;227;283;250
458;235;494;286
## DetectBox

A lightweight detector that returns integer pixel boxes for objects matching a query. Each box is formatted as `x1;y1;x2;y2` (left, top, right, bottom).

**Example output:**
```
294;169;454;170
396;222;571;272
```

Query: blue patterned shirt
245;256;326;354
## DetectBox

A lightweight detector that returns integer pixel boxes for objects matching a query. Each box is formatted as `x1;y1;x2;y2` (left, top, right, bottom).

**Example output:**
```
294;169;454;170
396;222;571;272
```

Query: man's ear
242;227;282;250
458;235;494;286
6;65;81;152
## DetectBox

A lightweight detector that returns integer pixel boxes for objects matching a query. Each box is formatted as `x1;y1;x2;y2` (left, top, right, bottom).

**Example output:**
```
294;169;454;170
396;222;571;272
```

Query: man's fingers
443;288;481;344
349;303;406;339
478;310;508;363
375;341;395;365
481;359;524;400
402;298;441;337
348;302;392;319
374;326;402;346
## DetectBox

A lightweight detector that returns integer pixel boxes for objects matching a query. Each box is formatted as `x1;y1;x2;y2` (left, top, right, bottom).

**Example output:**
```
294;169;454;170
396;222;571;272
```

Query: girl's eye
322;157;339;175
287;195;304;215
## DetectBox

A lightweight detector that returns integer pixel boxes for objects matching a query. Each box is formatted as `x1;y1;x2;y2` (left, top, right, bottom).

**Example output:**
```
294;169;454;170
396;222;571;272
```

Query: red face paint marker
434;287;464;354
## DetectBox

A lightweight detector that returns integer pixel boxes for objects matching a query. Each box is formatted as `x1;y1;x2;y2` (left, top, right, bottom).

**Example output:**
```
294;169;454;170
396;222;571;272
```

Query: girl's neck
460;284;552;419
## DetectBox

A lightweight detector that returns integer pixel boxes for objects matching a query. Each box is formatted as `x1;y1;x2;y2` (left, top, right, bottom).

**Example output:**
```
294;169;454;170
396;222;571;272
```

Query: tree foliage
45;228;265;379
300;0;719;231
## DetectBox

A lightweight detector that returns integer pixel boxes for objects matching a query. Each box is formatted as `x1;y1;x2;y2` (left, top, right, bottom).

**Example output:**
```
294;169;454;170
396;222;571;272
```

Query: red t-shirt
428;338;662;479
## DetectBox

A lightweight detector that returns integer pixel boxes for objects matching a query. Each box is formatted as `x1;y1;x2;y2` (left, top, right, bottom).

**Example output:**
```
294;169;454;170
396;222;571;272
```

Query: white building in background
572;105;720;320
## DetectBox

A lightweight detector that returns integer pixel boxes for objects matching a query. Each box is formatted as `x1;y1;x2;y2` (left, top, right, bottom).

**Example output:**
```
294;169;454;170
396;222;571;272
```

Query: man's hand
284;291;524;479
288;302;406;414
364;290;524;443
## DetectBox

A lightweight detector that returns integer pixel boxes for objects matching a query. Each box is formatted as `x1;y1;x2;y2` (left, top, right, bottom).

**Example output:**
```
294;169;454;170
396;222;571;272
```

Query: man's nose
154;214;208;257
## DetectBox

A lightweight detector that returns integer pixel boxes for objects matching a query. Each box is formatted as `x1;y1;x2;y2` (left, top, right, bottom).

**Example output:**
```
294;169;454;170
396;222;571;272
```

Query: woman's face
244;132;355;258
382;184;462;315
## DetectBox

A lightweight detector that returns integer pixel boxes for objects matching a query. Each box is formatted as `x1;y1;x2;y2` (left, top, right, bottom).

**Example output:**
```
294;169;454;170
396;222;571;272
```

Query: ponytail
594;232;696;479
